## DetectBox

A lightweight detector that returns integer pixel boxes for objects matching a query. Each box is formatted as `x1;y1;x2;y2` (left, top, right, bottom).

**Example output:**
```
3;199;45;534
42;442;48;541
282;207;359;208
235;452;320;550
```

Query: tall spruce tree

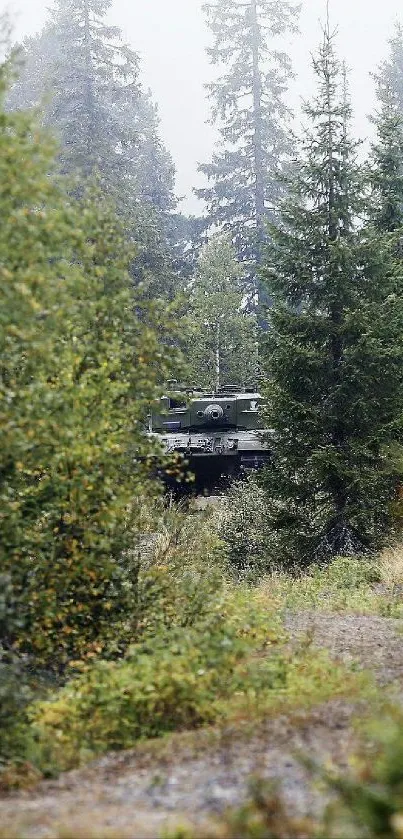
374;22;403;116
370;59;403;518
7;0;188;300
197;0;299;280
260;28;403;563
7;0;175;214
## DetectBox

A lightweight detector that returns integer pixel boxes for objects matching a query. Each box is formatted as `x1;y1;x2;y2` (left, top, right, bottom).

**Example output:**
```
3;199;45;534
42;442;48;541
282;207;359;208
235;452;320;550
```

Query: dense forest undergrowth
3;0;403;836
1;494;403;838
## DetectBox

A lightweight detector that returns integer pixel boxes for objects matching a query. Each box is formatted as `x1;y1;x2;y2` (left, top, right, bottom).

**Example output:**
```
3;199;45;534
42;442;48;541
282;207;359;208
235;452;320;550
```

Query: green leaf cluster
181;235;259;390
0;61;178;669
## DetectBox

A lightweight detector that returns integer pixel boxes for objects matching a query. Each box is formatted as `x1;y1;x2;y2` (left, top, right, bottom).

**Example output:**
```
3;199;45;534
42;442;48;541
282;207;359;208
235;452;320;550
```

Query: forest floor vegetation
1;501;403;838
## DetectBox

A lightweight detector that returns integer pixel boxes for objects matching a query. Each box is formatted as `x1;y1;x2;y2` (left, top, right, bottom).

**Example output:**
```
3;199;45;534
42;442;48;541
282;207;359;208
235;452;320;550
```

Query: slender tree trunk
83;0;96;174
324;30;347;523
250;0;265;265
216;320;221;392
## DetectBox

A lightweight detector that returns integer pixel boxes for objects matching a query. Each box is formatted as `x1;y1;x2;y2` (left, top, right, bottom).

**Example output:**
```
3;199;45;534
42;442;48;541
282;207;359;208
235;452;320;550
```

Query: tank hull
153;428;270;492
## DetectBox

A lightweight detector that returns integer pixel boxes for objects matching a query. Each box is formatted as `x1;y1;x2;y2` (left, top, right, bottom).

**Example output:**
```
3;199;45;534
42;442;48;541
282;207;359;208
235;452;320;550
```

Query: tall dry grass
377;544;403;586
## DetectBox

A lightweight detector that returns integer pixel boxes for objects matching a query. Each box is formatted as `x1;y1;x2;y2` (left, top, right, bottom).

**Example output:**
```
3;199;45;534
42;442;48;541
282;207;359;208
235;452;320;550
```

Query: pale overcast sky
2;0;403;212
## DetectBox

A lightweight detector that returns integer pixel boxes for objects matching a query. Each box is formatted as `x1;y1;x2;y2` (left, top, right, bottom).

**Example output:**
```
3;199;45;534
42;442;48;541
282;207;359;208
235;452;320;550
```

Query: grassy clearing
260;554;403;618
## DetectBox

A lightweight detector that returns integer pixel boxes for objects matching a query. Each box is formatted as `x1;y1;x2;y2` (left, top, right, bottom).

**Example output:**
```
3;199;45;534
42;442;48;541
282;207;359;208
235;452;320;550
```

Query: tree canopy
181;235;259;391
260;28;403;563
197;0;299;288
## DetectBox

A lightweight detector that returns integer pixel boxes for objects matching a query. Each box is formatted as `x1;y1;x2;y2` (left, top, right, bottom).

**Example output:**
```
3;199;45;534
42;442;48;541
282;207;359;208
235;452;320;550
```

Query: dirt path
2;613;403;839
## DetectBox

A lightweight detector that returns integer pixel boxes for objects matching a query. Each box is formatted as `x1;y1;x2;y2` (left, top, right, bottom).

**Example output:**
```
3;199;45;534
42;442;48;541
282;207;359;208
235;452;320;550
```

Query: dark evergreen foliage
369;33;403;521
370;82;403;232
260;29;403;563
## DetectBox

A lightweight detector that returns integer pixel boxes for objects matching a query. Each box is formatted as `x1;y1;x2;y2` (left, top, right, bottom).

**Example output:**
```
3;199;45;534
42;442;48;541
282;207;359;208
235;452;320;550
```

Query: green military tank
150;385;271;491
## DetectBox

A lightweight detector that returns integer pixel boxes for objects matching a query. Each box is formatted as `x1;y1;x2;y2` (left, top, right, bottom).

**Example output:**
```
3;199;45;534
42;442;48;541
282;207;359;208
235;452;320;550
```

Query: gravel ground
2;612;403;838
1;701;357;838
285;611;403;686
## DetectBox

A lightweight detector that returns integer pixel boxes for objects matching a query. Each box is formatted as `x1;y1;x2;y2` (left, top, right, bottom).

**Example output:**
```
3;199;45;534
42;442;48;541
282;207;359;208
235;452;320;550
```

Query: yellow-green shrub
0;60;179;670
30;591;285;773
322;711;403;838
28;581;369;778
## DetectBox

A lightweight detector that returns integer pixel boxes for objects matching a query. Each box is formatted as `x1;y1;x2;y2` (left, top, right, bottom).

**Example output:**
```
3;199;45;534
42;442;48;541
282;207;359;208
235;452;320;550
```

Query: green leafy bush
0;60;179;670
29;591;286;773
219;476;279;577
319;711;403;838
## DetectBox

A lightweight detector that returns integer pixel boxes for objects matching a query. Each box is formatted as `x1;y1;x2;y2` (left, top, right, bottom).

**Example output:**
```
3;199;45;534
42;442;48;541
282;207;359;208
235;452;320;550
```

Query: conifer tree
197;0;299;278
374;22;403;115
370;83;403;232
260;29;403;563
369;60;403;519
7;0;175;214
7;0;186;301
181;236;259;390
